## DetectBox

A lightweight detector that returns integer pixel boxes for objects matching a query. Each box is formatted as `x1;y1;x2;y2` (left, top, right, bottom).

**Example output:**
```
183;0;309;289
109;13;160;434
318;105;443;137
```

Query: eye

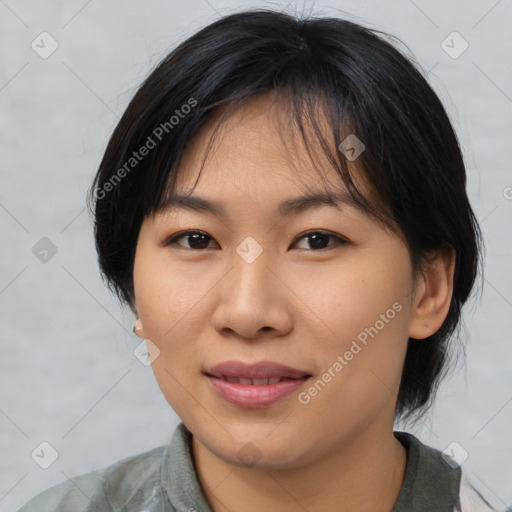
161;230;348;251
162;230;218;250
291;230;348;251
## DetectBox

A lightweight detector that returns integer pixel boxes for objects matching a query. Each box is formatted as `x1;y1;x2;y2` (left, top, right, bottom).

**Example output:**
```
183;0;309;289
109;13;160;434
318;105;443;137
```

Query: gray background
1;0;511;510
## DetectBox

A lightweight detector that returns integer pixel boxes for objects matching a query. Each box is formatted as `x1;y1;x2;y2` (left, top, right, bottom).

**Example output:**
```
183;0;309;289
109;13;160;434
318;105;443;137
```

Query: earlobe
408;245;456;340
133;318;146;338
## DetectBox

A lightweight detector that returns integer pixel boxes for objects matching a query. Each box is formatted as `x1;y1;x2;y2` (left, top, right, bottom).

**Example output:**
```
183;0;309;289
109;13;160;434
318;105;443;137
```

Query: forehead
160;93;374;212
178;94;313;182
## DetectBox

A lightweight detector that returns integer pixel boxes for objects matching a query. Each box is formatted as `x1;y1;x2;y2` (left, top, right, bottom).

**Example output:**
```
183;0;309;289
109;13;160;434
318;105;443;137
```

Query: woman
17;8;507;512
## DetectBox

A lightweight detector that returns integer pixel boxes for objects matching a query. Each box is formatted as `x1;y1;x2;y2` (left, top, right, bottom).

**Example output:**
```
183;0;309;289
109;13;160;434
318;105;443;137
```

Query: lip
205;360;311;380
204;360;312;409
206;375;311;408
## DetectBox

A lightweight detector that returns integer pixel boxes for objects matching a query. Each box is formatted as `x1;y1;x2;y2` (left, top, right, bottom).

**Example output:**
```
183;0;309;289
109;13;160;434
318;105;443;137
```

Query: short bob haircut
87;9;483;425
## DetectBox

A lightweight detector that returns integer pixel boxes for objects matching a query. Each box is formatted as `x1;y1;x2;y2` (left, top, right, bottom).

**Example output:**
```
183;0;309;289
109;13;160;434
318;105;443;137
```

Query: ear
133;317;147;339
408;245;456;340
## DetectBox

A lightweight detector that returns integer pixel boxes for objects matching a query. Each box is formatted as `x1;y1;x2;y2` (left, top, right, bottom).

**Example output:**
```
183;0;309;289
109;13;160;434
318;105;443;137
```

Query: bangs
149;87;401;241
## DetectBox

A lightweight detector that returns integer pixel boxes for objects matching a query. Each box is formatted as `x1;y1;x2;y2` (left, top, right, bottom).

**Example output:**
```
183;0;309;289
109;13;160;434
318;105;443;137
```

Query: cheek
298;312;409;441
302;261;411;406
304;255;409;343
133;253;212;346
133;262;216;418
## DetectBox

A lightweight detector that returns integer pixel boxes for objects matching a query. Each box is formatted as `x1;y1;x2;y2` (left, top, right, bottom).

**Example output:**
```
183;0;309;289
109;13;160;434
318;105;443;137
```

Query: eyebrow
157;189;366;219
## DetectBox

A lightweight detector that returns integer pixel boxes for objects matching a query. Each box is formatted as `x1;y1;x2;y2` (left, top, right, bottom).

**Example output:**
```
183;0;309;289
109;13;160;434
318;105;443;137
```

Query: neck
191;421;407;511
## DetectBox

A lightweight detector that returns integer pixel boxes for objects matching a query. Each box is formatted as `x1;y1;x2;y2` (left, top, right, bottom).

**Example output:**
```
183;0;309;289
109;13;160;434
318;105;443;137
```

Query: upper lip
205;360;311;380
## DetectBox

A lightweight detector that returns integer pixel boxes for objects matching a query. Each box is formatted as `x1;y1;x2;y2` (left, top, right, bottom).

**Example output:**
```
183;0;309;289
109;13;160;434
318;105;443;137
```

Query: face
133;93;423;470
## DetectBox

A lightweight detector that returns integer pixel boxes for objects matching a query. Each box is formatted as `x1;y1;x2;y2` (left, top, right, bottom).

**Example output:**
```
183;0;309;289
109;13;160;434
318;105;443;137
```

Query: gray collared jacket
15;422;507;512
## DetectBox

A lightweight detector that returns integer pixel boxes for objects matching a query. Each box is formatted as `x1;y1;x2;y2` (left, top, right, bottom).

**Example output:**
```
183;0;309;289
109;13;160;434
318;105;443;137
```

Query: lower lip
206;375;310;408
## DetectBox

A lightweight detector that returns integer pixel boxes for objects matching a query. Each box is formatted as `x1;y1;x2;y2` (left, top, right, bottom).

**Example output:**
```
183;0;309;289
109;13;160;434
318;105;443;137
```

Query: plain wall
1;0;511;510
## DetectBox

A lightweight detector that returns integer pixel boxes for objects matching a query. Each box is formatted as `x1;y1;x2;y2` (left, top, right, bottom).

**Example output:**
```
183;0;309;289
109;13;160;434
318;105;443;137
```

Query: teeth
219;376;285;385
252;378;269;385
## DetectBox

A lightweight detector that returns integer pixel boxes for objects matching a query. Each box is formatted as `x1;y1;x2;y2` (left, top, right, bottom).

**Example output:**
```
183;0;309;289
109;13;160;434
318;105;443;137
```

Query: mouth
204;359;312;381
205;375;310;385
203;360;312;408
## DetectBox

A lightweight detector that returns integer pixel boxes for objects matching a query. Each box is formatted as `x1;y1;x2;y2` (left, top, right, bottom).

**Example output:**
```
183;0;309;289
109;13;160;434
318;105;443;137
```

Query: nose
211;248;293;340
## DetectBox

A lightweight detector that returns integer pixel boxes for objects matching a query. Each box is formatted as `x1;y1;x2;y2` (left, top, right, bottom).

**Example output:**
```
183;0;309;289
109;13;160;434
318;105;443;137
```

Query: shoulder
393;431;506;512
15;445;165;512
456;474;507;512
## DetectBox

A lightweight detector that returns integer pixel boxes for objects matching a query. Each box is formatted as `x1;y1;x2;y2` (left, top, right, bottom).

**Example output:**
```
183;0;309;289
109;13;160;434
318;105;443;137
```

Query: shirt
15;422;507;512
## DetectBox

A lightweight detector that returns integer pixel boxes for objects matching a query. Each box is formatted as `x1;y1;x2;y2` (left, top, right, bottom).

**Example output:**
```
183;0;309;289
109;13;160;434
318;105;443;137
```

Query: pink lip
203;360;312;409
205;360;310;380
206;375;311;409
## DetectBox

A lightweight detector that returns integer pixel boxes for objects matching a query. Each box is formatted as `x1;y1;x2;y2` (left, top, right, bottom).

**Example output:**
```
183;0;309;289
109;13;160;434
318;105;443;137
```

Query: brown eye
292;231;348;251
163;231;218;250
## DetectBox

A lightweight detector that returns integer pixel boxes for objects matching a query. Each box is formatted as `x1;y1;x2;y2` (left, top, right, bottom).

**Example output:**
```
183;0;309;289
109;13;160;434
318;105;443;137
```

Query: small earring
133;319;143;335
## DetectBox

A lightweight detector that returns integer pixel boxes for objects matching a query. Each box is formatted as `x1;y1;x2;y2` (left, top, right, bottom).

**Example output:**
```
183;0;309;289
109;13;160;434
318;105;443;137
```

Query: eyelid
292;230;349;250
160;229;349;250
158;230;216;249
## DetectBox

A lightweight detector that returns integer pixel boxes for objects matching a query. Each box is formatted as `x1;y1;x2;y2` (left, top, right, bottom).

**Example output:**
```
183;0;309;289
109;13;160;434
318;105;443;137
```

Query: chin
208;433;312;471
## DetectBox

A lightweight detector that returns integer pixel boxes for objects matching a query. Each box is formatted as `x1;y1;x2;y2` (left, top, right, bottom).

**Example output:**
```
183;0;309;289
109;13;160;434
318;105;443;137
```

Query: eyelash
161;230;349;252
